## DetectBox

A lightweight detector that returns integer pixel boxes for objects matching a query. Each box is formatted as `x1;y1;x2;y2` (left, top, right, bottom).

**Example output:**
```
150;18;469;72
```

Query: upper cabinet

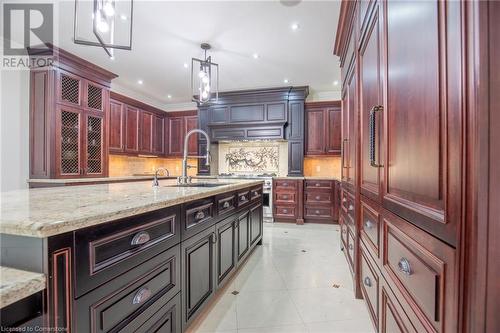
305;101;342;156
30;47;117;179
166;112;199;156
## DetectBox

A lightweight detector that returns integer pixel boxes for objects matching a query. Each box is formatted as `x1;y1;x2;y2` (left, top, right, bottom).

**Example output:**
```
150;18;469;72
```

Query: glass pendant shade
74;0;133;57
191;44;219;104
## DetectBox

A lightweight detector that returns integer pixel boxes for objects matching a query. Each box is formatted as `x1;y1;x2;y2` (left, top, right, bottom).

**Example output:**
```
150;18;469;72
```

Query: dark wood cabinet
305;101;342;156
152;114;164;155
215;216;237;288
125;105;140;153
250;202;263;246
139;111;153;153
109;99;125;152
181;225;217;329
236;210;250;262
303;179;339;223
166;112;198;157
30;47;116;179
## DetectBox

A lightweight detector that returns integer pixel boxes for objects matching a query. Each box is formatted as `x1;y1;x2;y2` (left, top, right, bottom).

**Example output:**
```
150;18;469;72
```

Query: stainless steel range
218;173;275;222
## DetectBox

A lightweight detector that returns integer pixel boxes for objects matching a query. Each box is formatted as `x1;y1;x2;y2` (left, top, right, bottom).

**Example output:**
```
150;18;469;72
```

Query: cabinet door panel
185;115;198;155
237;211;250;262
56;105;82;177
125;106;139;152
250;203;262;246
384;0;461;245
216;217;237;288
109;100;124;152
306;109;325;155
85;114;105;176
182;226;216;327
360;2;383;201
153;115;164;155
140;111;153;153
326;107;342;155
168;117;184;156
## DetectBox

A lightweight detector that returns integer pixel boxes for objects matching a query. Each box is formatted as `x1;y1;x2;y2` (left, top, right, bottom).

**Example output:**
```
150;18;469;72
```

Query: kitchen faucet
178;129;211;185
152;167;170;187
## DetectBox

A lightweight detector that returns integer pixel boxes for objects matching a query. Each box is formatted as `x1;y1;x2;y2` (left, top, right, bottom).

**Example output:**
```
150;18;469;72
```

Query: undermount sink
165;182;231;188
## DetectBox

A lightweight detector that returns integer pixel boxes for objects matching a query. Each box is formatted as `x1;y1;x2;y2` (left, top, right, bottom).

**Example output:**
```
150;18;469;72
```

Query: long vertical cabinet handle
342;138;349;169
369;106;383;167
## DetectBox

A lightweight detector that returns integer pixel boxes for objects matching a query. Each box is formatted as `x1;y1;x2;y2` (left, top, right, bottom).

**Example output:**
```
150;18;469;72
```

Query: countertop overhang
0;179;263;238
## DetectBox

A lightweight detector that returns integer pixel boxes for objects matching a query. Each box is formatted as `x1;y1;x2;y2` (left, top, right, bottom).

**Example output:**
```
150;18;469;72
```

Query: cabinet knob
283;209;288;214
132;287;152;305
363;276;372;287
283;195;289;200
283;182;288;186
342;198;347;203
240;195;247;202
315;210;320;215
195;211;206;220
223;201;230;209
131;231;151;246
315;183;320;187
315;195;321;200
348;244;354;250
348;204;354;211
398;257;412;276
211;232;218;243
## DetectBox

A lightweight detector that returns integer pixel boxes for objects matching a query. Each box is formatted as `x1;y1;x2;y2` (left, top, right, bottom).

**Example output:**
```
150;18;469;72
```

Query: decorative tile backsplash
218;141;288;175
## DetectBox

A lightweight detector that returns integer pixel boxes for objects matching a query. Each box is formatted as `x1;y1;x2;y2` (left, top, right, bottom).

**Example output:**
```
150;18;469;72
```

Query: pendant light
74;0;134;58
191;43;219;104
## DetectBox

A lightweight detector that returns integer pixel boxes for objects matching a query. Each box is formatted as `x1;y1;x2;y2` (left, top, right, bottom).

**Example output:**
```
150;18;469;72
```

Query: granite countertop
0;178;263;238
0;267;46;309
28;175;176;184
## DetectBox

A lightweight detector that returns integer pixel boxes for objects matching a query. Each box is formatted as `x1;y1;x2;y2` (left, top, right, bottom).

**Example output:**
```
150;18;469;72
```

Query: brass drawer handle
132;287;152;305
223;201;230;209
131;231;151;246
363;276;372;287
398;258;412;276
195;211;206;220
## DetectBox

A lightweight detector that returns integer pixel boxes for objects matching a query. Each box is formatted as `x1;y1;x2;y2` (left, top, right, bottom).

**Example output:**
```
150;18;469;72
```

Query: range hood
199;86;309;142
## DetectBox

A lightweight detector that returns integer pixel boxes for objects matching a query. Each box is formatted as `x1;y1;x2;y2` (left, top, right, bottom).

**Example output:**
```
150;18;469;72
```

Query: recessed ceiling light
253;53;260;59
333;80;339;86
167;94;172;99
284;79;289;84
183;63;188;68
120;14;127;20
109;55;115;60
291;23;300;31
137;80;143;85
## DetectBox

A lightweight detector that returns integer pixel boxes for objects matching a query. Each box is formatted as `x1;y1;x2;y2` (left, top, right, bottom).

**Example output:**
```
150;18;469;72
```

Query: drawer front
304;206;333;219
360;245;379;330
341;189;355;222
250;186;263;201
305;191;333;205
305;180;333;190
360;198;380;257
75;245;181;333
75;206;180;297
380;282;415;333
382;210;456;333
274;205;296;219
237;190;251;207
183;198;215;240
119;292;181;333
217;193;237;216
275;179;298;190
275;192;297;204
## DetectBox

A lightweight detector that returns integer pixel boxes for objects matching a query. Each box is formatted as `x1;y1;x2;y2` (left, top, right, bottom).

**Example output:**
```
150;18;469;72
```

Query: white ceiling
55;0;341;110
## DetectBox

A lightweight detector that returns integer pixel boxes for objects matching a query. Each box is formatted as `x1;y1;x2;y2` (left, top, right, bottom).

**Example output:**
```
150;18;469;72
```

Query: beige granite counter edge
1;180;263;238
0;267;46;309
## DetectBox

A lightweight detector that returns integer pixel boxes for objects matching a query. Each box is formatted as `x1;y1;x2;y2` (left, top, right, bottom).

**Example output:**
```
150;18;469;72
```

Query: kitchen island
0;178;264;332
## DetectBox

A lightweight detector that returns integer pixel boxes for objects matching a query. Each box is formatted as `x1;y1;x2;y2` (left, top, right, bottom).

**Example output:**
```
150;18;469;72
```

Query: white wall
0;69;30;191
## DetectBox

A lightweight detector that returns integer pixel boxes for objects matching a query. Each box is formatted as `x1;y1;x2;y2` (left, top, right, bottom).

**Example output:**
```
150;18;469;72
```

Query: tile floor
189;223;375;333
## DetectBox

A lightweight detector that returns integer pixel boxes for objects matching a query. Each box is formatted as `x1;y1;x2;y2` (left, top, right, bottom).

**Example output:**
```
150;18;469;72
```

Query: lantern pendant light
191;43;219;104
